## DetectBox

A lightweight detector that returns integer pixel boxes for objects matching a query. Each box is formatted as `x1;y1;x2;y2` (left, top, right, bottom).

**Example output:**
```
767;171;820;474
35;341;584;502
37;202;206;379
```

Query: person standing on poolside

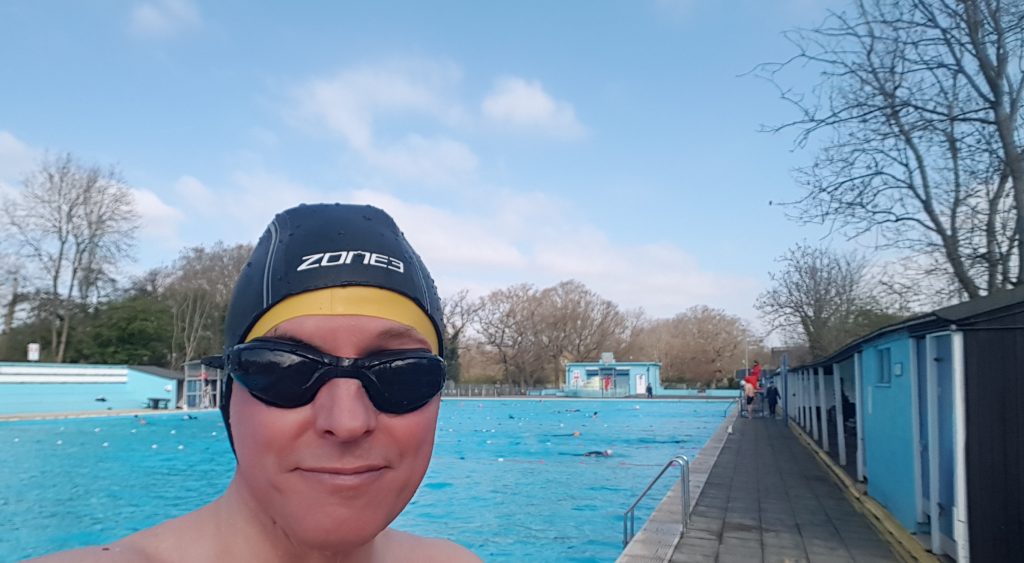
765;383;780;418
34;204;479;563
742;360;762;418
743;379;757;418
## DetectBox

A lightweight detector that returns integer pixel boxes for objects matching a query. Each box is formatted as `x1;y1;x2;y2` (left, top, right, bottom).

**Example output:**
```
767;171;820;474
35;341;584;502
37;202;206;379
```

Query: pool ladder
622;455;691;547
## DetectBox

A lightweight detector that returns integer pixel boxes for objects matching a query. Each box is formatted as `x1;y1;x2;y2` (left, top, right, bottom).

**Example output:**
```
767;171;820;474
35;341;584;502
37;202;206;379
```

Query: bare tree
756;244;900;359
474;284;549;388
441;289;483;382
472;280;642;387
632;306;754;387
762;0;1024;299
163;242;252;368
535;280;630;364
0;252;27;334
2;153;139;361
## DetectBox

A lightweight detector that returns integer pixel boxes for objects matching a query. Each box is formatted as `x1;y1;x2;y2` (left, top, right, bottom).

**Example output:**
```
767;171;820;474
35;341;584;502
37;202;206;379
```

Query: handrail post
622;455;691;547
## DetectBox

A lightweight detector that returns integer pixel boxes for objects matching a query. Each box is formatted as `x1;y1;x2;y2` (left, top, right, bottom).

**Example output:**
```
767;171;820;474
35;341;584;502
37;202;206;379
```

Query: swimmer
34;204;479;562
583;449;613;457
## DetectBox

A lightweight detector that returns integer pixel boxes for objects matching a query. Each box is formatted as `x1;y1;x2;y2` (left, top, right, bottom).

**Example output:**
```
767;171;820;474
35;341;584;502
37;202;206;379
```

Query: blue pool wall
656;389;738;398
526;388;738;399
0;363;179;415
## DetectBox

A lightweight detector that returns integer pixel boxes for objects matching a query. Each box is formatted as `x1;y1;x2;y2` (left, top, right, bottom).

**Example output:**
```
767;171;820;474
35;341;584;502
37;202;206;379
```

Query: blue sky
0;0;843;324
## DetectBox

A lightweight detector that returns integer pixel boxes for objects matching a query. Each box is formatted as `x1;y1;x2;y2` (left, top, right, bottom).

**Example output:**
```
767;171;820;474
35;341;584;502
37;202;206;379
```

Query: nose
311;377;378;441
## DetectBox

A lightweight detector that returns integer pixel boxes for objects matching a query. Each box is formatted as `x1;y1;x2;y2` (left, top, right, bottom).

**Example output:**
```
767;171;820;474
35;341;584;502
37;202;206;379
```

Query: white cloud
126;171;320;250
129;0;201;38
131;188;185;245
348;190;529;271
222;171;324;234
363;134;478;184
173;175;216;212
292;60;477;183
0;131;37;185
481;77;585;138
164;166;755;318
347;188;752;318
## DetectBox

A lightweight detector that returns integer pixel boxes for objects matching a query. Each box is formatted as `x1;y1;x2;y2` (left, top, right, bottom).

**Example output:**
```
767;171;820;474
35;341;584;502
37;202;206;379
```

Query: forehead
266;315;431;353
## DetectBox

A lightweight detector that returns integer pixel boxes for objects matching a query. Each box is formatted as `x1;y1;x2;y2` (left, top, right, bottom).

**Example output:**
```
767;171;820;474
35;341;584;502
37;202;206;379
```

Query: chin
278;495;405;551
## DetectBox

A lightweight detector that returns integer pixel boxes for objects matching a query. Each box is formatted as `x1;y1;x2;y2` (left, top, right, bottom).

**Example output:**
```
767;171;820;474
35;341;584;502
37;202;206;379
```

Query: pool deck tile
624;411;900;563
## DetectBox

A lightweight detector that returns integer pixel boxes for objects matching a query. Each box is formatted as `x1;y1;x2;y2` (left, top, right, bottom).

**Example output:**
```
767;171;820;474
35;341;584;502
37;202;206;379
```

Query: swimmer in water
583;449;613;457
34;204;479;563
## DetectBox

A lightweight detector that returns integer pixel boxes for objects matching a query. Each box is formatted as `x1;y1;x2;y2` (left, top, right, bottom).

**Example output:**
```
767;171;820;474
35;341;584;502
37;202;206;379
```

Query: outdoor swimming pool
1;399;730;562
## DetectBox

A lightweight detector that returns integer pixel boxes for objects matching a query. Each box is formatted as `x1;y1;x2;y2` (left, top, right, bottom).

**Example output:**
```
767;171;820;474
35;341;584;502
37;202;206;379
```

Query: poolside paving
669;416;897;563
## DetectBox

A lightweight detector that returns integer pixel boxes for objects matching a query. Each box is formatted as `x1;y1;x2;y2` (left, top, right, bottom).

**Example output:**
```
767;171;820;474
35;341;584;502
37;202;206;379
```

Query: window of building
877;347;892;385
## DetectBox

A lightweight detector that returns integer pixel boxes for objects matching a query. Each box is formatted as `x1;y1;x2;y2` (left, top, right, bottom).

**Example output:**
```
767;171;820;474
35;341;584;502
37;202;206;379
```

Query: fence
441;383;553;397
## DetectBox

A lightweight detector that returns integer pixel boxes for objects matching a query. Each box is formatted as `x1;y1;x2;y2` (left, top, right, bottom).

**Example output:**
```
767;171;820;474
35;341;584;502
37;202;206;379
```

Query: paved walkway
671;417;897;563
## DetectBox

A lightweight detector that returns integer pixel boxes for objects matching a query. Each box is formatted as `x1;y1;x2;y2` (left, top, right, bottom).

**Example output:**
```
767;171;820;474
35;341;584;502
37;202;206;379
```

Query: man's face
229;314;440;550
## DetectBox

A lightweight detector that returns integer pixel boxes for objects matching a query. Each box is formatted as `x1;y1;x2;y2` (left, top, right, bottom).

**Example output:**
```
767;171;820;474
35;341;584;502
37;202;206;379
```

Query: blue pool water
1;399;729;562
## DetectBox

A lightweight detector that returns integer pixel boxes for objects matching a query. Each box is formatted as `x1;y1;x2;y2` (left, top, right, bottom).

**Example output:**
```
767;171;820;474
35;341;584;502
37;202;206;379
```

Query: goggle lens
216;339;446;413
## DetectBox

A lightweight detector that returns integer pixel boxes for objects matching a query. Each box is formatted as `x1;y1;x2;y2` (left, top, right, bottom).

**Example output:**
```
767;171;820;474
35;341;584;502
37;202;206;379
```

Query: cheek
390;399;439;472
230;387;306;473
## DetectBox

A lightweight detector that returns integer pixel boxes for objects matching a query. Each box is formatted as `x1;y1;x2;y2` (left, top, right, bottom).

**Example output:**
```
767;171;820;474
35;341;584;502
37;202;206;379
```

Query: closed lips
299;465;386;475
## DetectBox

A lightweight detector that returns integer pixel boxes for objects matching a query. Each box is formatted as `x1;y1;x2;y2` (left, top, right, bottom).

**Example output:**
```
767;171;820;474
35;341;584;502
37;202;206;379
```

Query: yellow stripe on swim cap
245;286;440;354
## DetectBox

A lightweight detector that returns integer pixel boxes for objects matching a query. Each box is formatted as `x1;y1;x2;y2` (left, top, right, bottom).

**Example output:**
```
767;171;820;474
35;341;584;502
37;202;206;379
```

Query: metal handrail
622;455;691;547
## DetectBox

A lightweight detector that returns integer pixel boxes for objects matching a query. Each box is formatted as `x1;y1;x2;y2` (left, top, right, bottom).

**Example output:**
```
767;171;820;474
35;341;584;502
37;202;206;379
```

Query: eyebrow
262;329;304;343
265;324;430;348
375;324;430;344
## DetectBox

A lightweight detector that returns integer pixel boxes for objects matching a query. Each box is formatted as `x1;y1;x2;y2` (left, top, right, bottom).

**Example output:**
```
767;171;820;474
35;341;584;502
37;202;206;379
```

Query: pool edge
616;400;739;563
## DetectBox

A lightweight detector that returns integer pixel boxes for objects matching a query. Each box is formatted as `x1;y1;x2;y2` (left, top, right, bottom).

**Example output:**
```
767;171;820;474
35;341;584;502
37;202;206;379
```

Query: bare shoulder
26;541;152;563
383;529;481;562
28;507;211;563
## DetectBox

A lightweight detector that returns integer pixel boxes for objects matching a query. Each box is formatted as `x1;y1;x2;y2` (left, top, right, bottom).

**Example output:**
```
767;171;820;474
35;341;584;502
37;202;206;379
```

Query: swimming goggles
204;338;446;413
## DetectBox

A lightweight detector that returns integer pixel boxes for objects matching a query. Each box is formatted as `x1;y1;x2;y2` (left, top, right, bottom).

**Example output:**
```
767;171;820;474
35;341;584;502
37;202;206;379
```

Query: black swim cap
218;203;444;447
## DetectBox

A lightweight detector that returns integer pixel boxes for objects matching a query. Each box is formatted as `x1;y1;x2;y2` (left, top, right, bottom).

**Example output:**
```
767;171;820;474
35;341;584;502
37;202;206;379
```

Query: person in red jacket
748;360;762;385
742;361;762;418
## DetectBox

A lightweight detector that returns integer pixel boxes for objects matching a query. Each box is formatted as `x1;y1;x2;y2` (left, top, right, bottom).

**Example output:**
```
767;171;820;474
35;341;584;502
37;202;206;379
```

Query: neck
207;478;383;563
